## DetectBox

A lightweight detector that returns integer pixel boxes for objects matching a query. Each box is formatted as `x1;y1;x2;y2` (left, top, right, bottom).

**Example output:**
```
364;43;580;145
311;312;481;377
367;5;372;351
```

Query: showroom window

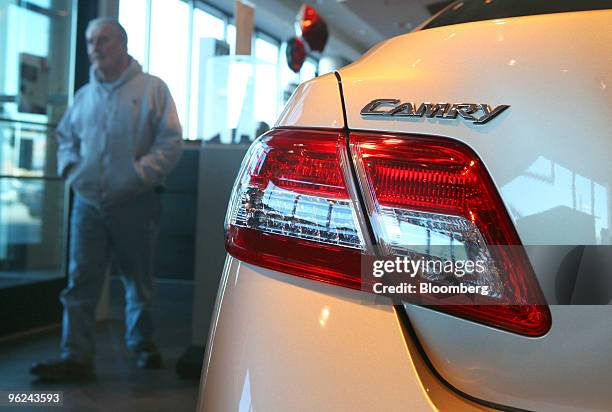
118;0;148;68
188;7;225;138
148;0;190;134
226;23;236;55
254;35;280;128
119;0;318;139
301;58;318;82
0;0;74;289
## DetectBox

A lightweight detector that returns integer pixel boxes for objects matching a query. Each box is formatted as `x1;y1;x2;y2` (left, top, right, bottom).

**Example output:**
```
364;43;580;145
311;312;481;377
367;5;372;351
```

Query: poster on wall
18;53;49;115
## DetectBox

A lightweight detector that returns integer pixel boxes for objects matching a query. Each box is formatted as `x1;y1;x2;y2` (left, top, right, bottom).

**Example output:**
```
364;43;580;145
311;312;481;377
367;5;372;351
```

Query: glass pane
0;177;65;288
0;120;66;288
255;37;278;64
0;1;72;288
254;38;280;129
200;56;280;143
118;0;148;68
194;8;225;40
0;120;52;177
226;24;236;55
279;42;299;105
226;58;253;137
188;8;226;139
0;1;74;125
149;0;189;135
300;59;318;82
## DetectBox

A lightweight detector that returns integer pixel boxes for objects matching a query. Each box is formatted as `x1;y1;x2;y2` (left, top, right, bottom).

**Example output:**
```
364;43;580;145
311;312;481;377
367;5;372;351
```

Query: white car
199;2;612;411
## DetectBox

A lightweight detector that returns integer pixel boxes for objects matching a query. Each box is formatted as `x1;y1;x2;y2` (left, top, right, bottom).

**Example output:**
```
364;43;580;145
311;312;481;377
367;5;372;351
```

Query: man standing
31;18;182;381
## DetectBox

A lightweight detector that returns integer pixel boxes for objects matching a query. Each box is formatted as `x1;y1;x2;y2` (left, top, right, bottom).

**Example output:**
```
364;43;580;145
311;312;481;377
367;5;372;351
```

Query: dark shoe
135;346;162;369
30;359;94;382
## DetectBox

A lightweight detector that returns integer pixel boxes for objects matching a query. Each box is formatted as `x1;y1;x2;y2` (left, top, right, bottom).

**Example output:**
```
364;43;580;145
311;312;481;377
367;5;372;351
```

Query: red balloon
285;37;306;73
297;4;329;53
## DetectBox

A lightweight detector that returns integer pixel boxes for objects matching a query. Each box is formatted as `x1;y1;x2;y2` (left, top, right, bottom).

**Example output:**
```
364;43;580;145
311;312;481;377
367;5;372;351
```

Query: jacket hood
90;57;142;91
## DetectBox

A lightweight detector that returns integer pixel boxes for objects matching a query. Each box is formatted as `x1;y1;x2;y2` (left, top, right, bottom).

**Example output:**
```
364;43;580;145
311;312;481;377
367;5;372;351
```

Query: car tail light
225;129;366;289
225;127;550;337
350;132;550;336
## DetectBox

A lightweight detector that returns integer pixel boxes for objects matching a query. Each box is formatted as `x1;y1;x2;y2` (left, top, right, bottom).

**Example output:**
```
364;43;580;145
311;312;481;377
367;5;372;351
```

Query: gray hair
86;17;128;48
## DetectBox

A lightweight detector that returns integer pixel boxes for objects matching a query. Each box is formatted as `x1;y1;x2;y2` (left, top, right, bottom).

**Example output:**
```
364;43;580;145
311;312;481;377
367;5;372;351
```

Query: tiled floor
0;278;200;412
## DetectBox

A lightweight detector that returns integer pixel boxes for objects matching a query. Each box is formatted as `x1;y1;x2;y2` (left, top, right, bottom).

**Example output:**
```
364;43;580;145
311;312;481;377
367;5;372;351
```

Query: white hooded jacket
57;59;183;206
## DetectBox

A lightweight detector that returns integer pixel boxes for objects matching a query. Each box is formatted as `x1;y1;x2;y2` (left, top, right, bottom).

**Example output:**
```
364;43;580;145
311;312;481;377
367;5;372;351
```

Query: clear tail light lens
225;129;366;288
350;132;551;336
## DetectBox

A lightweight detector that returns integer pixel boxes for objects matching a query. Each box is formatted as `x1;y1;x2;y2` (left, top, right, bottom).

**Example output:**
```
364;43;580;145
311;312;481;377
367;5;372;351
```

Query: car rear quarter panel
209;11;612;411
339;10;612;247
199;257;492;412
337;10;612;411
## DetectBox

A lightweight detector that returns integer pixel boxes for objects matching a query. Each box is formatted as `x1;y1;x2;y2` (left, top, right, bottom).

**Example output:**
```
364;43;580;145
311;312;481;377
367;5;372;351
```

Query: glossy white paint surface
275;72;344;129
199;257;428;411
406;304;612;412
339;10;612;246
200;10;612;412
199;257;489;412
337;10;612;411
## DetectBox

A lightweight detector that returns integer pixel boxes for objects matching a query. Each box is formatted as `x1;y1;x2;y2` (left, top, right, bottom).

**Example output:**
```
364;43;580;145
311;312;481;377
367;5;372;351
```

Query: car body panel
339;10;612;247
406;304;612;412
199;256;491;412
275;72;344;130
335;10;612;411
202;9;612;412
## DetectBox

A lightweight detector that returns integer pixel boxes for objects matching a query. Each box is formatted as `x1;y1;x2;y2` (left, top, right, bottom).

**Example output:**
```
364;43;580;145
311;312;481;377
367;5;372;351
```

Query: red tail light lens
225;129;366;288
350;132;550;336
225;128;550;337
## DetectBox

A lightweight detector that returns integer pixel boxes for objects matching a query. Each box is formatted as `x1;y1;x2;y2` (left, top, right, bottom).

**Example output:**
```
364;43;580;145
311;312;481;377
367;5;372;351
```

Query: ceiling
205;0;443;59
313;0;435;49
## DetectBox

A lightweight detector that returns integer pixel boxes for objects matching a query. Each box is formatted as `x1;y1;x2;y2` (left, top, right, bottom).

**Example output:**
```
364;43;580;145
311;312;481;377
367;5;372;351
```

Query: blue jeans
60;191;161;363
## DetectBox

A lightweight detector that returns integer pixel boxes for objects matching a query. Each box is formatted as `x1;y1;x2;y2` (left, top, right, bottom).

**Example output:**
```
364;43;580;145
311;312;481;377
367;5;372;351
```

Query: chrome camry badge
360;99;510;125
